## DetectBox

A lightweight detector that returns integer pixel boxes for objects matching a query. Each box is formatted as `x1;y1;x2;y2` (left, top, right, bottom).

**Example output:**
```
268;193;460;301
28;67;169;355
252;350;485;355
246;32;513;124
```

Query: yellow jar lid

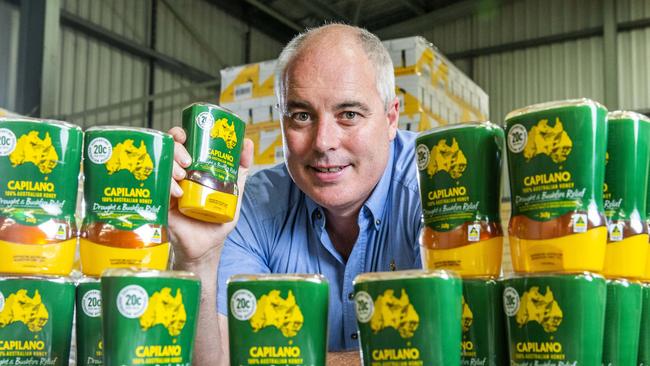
178;179;238;223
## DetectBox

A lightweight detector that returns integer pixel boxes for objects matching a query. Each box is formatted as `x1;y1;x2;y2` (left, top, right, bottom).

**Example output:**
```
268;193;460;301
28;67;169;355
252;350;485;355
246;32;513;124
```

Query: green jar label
83;128;173;232
461;279;507;366
638;284;650;365
101;274;201;366
354;272;462;366
0;277;75;365
183;104;246;184
503;273;606;365
416;123;504;232
0;119;82;229
505;100;607;221
602;280;643;366
76;280;103;366
604;113;650;236
227;276;329;366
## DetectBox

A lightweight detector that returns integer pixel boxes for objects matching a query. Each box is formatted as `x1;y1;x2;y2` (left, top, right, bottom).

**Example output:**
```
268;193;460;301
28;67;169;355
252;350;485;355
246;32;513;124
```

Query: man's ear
387;96;400;141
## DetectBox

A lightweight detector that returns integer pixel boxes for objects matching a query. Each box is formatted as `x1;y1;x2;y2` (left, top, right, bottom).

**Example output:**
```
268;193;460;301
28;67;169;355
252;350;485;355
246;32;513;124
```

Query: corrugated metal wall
473;38;605;124
151;0;282;133
55;0;283;130
420;0;650;124
617;0;650;111
0;1;20;112
59;0;151;127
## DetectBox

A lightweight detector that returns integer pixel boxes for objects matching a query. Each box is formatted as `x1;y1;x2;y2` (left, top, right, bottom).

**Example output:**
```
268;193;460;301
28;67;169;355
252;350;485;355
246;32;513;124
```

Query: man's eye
292;112;310;122
343;111;357;120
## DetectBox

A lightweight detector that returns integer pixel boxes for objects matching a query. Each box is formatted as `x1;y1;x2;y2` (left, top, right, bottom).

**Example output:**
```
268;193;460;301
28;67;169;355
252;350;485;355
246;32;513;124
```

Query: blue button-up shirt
217;130;423;351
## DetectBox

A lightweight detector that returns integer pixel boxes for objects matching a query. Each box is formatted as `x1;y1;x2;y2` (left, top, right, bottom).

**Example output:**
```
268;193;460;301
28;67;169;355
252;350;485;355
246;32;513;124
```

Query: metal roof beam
60;10;216;82
375;0;506;37
56;78;220;122
297;0;350;24
244;0;303;32
398;0;426;15
205;0;296;44
447;27;603;60
160;0;227;68
442;16;650;61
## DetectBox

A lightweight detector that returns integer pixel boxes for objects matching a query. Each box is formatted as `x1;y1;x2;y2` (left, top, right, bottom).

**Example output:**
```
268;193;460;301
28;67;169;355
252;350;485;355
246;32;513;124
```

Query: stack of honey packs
600;111;650;366
641;153;650;365
415;122;507;365
503;99;608;365
76;125;175;366
80;126;174;276
0;118;81;366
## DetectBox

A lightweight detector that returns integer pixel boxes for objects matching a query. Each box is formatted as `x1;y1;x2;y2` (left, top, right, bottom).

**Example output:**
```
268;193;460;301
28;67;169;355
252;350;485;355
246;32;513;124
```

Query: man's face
280;37;398;215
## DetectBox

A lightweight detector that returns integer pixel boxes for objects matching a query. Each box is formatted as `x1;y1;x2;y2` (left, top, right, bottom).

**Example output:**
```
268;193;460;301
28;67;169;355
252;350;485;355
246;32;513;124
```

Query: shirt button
315;211;322;220
375;219;381;225
351;333;358;340
348;292;354;300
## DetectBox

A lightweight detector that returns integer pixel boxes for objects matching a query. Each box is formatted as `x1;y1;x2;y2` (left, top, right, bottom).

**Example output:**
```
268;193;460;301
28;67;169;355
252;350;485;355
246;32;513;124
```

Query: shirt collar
304;140;395;231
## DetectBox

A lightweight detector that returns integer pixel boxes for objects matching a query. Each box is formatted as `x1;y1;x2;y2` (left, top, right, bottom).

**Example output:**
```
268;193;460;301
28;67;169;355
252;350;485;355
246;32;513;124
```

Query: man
168;24;423;366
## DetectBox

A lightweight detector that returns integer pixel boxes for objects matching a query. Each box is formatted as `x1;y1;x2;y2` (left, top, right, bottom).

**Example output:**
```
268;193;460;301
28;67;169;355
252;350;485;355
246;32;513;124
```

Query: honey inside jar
177;103;246;223
0;118;83;275
416;122;504;278
505;99;608;274
0;218;77;244
81;222;168;249
80;126;174;276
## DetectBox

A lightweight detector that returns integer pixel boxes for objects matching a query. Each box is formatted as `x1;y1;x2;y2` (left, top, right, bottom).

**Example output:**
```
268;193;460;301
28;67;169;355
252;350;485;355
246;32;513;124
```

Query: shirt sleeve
216;191;271;316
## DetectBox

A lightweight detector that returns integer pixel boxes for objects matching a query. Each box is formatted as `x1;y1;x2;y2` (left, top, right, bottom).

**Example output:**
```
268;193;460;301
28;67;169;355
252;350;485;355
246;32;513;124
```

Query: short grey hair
275;24;395;113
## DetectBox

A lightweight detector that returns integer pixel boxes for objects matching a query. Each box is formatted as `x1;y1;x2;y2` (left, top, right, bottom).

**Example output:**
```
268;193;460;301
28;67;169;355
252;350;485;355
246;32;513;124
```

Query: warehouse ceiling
207;0;467;43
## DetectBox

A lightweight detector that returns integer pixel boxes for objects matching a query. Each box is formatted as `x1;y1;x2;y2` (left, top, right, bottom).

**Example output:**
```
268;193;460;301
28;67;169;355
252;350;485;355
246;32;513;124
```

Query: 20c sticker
117;285;149;318
230;289;257;321
87;137;113;164
82;289;102;318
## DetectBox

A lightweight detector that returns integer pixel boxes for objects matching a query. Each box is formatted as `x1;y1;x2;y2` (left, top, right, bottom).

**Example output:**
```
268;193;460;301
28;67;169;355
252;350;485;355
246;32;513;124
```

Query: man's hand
166;126;253;366
167;126;254;266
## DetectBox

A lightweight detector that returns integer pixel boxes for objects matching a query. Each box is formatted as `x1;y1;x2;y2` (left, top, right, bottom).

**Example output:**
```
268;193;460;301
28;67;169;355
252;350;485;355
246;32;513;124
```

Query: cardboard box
219;60;277;103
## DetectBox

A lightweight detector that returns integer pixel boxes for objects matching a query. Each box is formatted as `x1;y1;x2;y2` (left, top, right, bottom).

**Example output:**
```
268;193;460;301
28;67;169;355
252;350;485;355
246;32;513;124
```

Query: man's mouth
311;166;346;173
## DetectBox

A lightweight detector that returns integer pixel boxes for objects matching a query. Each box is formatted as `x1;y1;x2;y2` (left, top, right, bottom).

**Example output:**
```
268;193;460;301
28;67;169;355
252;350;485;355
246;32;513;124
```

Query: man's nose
313;115;340;152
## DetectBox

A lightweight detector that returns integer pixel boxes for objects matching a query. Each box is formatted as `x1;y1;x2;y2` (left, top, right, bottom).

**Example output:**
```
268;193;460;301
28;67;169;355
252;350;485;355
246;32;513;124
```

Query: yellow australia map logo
427;138;467;179
250;290;304;337
516;286;563;333
461;295;473;333
370;289;419;339
210;118;238;150
139;288;187;337
106;139;154;181
0;289;49;332
10;131;59;174
523;118;573;164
